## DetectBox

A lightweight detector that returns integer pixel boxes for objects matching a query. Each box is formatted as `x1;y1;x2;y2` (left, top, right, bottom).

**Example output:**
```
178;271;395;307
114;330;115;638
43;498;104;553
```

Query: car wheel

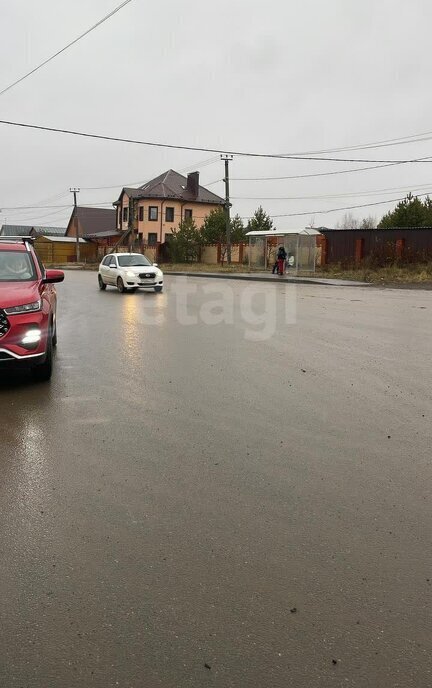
98;274;106;291
33;325;53;382
154;286;163;293
117;277;126;293
52;316;58;347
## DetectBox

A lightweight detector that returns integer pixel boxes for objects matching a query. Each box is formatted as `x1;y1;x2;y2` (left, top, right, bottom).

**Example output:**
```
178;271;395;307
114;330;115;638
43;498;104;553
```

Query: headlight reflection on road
121;296;140;363
11;414;53;540
121;292;166;363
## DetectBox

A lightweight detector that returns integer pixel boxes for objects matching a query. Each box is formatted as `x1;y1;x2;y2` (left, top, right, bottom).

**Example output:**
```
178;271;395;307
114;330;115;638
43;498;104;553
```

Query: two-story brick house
113;169;225;246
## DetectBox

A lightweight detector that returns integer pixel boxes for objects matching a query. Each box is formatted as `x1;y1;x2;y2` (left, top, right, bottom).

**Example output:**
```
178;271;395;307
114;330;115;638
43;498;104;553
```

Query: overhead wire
232;183;432;201
4;192;72;216
275;128;432;156
252;192;432;220
0;203;112;211
2;119;432;164
0;0;134;98
2;207;72;224
79;155;220;191
5;185;428;224
230;160;424;181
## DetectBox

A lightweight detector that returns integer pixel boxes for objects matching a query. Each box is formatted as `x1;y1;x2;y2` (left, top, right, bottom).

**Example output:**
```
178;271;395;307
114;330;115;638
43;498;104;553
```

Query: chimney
186;171;199;198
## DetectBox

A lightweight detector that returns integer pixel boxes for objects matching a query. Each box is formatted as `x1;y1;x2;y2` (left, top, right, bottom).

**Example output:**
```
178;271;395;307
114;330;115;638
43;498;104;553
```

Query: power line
1;157;220;221
233;183;432;201
3;192;72;216
3;194;416;223
258;192;432;220
5;188;428;221
0;0;134;98
231;161;414;181
0;203;112;210
3;119;432;164
80;155;220;190
276;130;432;156
2;0;431;167
2;207;72;224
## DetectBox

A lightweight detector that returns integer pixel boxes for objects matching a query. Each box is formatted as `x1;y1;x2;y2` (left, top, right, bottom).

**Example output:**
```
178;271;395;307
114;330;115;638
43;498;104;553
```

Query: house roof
1;224;33;236
71;207;117;237
31;226;66;237
319;226;432;232
115;169;225;205
38;236;89;243
246;228;322;237
86;229;121;239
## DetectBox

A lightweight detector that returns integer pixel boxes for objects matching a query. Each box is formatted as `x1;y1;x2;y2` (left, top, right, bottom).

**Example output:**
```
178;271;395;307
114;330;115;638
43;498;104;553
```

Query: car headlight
22;328;42;346
4;300;41;315
125;270;136;278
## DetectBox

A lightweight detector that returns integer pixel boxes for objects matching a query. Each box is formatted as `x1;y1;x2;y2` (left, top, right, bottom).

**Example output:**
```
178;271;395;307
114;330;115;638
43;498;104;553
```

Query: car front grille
139;272;156;279
0;309;10;338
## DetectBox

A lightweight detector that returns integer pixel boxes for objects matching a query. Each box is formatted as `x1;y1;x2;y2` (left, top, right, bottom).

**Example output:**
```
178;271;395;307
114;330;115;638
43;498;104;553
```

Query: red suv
0;237;64;381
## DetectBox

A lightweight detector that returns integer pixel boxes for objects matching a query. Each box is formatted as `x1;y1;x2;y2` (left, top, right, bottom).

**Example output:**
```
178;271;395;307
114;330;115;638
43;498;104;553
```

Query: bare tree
334;212;360;229
360;215;376;229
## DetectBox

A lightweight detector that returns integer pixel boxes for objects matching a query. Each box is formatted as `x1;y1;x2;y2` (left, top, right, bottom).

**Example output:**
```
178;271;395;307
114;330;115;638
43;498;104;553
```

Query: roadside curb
163;271;371;287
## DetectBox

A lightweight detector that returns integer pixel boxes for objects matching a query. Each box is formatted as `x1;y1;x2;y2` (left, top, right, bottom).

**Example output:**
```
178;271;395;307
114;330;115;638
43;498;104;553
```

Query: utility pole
128;196;137;252
221;154;233;264
70;188;80;262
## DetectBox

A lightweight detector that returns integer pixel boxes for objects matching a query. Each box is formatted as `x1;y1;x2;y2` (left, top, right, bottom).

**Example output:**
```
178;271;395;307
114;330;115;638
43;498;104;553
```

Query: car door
100;255;112;283
108;255;119;284
102;255;116;284
34;249;55;315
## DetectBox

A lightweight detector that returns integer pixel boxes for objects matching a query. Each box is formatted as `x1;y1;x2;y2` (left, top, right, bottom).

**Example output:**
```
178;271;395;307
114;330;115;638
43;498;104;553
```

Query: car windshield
0;250;36;282
118;255;151;267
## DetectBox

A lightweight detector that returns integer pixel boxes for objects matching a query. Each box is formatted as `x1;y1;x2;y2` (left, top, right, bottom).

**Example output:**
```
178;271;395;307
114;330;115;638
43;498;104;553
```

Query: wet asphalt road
1;271;431;688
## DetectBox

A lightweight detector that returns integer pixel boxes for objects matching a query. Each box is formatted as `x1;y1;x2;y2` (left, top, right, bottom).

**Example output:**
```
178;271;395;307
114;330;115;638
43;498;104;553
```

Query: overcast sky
1;0;432;229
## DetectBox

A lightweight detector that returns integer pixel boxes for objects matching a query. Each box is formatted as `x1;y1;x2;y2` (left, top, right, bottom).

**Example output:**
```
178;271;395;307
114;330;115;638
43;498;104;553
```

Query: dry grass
318;262;432;284
162;262;254;273
52;262;254;273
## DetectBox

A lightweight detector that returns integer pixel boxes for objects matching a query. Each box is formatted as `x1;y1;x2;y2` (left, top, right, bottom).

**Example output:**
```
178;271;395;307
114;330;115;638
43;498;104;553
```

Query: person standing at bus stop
276;245;287;275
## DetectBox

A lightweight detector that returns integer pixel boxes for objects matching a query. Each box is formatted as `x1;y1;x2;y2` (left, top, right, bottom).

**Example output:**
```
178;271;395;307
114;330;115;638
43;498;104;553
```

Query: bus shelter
246;228;321;275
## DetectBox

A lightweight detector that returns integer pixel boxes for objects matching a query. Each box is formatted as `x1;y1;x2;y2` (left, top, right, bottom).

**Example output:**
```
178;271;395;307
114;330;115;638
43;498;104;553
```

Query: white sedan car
98;253;164;293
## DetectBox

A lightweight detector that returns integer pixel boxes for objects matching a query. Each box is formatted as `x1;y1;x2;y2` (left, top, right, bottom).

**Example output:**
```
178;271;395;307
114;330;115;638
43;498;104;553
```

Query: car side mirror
110;264;117;268
153;263;159;267
44;269;64;284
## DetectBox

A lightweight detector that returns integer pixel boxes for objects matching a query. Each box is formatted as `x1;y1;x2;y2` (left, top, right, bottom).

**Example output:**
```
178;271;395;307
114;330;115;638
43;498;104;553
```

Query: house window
149;206;158;221
139;206;144;222
165;207;175;222
184;209;193;219
122;207;128;222
148;233;158;246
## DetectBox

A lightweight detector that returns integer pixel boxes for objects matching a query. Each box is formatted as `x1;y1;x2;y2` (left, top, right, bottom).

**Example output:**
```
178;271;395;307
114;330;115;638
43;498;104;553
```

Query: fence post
319;235;327;266
355;238;364;264
396;238;405;260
